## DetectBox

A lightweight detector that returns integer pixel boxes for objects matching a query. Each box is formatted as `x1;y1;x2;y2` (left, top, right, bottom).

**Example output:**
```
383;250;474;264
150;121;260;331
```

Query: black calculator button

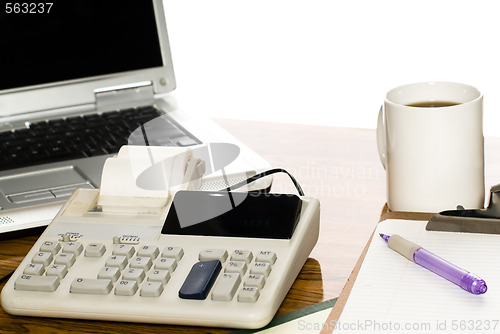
178;260;221;300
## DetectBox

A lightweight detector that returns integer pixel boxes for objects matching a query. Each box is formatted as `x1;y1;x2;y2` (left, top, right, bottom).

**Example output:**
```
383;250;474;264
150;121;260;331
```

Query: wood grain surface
0;119;390;333
320;134;500;334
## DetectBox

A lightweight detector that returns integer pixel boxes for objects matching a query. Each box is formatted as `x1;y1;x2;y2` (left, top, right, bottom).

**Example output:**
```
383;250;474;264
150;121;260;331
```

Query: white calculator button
225;261;247;276
255;251;277;264
148;269;171;284
230;250;253;263
24;263;44;276
70;278;113;295
155;258;177;272
98;267;121;282
129;257;153;271
122;268;145;283
161;247;184;260
199;249;228;262
115;280;138;296
15;275;60;292
250;262;272;277
45;264;68;279
137;245;159;259
54;253;76;267
238;286;260;303
211;273;241;301
106;255;128;270
32;252;53;266
85;243;106;257
244;274;266;289
113;244;135;258
62;242;83;256
140;281;164;297
39;241;61;255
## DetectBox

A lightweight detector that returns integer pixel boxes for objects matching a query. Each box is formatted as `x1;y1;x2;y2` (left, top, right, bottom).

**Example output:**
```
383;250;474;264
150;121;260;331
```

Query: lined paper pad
336;219;500;333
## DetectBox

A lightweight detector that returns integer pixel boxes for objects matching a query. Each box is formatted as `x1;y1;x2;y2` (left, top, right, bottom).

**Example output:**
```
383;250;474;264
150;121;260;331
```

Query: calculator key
141;281;164;297
250;262;272;277
230;250;253;263
24;263;44;276
244;274;266;289
98;267;121;282
179;260;222;300
70;278;113;295
199;249;228;262
122;268;145;283
45;264;68;279
40;241;61;255
85;243;106;257
137;245;159;259
148;269;171;284
155;257;177;272
54;253;76;267
211;273;241;301
129;257;152;271
113;244;135;258
15;275;60;292
225;261;247;276
115;280;138;296
255;251;277;264
161;247;184;260
238;286;260;303
32;252;53;266
106;255;128;270
62;242;83;256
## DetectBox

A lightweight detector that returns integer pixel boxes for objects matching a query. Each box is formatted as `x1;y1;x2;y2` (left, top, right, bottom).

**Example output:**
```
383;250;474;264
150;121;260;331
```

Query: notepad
336;219;500;334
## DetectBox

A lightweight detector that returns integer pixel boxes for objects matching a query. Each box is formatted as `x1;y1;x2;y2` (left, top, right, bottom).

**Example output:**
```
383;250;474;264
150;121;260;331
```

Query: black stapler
426;183;500;234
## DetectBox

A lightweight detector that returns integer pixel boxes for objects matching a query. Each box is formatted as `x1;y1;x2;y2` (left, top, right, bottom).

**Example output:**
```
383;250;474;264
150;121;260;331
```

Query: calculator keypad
24;263;44;276
85;243;106;257
62;242;83;255
14;239;277;304
15;275;60;292
161;247;184;260
112;244;135;258
212;273;241;301
98;267;120;282
54;253;76;267
199;249;228;262
70;278;113;295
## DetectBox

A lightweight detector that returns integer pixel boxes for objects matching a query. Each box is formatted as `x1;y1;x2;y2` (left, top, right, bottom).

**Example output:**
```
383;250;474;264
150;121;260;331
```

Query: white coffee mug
377;82;485;213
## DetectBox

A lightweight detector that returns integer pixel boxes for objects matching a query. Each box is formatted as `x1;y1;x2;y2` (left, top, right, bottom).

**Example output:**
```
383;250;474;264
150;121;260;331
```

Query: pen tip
379;233;390;242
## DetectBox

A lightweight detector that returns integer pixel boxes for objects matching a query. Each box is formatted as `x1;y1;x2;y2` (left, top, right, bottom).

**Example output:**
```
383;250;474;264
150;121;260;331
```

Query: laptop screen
0;1;163;91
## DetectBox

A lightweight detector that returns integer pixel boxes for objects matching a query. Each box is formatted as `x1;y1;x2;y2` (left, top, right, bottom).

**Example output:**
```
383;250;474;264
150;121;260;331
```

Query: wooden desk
0;119;390;333
321;133;500;334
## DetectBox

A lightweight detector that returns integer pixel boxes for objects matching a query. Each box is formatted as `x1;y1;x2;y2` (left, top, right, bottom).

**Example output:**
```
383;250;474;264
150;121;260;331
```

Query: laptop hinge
94;81;154;108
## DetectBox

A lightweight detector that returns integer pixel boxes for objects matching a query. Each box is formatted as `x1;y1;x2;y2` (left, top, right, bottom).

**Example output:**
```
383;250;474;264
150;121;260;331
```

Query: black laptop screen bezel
0;1;164;91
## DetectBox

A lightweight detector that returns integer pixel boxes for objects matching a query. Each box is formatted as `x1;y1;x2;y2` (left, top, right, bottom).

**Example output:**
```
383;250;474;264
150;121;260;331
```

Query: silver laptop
0;0;270;236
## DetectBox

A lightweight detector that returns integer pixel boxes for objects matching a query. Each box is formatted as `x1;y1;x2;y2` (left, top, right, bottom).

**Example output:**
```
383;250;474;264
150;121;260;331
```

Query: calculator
1;189;320;329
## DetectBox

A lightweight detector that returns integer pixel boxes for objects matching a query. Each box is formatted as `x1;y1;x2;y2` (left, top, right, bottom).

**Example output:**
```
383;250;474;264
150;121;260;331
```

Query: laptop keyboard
0;106;199;172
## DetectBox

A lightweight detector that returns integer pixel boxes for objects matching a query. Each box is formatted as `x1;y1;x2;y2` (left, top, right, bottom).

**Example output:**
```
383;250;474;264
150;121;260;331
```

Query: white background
164;0;500;137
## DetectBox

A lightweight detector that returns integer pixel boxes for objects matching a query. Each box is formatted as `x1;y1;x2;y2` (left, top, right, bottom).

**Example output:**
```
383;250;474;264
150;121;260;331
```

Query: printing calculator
1;189;320;329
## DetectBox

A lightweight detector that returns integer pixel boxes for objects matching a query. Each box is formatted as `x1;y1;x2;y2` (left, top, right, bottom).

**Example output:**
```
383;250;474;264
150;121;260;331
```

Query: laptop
0;0;270;237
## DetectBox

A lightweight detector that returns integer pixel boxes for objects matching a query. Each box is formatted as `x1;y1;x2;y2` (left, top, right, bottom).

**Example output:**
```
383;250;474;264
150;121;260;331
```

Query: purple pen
379;233;487;295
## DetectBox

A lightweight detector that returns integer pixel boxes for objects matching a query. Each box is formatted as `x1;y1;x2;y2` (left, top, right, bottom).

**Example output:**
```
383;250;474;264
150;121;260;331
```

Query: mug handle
376;106;387;169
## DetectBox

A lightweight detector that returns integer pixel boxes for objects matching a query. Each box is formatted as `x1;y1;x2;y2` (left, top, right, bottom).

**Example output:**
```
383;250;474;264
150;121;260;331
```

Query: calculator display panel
162;191;302;239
